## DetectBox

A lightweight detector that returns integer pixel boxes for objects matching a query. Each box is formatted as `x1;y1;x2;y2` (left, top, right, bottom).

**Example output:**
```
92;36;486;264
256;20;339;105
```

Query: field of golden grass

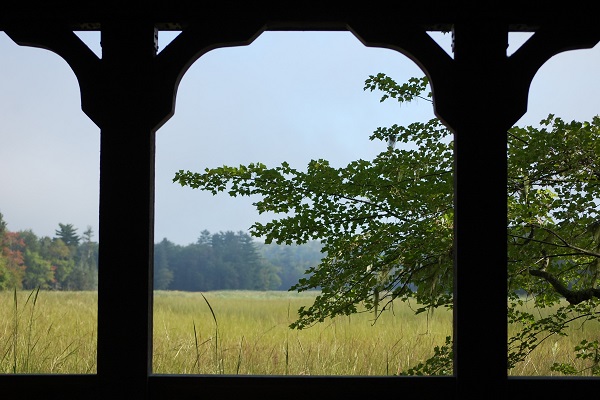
0;289;596;375
152;290;450;375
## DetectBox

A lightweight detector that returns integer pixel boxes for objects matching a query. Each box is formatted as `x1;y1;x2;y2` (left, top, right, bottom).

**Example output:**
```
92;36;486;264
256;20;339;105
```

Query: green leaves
400;336;453;375
507;114;600;310
550;339;600;376
176;72;600;374
175;74;455;334
364;74;432;104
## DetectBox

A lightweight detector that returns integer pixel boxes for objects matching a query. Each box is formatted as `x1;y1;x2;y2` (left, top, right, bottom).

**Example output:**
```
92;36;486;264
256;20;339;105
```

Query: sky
0;30;598;245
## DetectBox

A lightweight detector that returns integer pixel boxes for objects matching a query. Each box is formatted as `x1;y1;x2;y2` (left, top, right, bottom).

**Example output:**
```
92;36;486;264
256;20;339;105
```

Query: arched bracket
154;18;266;129
349;21;599;132
348;21;514;130
5;19;266;131
5;25;101;126
507;25;600;121
347;21;455;125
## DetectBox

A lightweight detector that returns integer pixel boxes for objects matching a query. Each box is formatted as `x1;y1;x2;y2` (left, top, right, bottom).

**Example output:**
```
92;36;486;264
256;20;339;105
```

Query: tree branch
531;223;600;258
529;268;600;304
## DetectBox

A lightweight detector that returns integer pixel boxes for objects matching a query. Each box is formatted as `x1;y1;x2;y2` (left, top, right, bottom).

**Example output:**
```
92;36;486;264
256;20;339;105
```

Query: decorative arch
1;5;598;399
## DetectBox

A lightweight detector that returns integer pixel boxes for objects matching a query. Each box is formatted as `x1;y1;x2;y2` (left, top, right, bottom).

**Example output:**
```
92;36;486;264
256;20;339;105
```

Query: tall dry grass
0;288;97;373
152;290;450;375
1;289;597;375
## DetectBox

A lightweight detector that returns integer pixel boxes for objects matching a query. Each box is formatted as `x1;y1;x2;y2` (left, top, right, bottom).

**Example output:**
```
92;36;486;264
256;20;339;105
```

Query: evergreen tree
154;238;174;290
55;223;80;248
0;212;6;235
68;226;98;290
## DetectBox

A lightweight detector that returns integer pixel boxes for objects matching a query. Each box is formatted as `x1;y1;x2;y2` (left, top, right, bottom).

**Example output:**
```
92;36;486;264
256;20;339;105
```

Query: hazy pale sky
0;30;598;245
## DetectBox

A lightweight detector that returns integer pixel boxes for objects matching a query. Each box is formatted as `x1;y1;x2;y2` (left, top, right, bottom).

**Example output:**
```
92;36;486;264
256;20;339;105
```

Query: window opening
74;31;101;58
157;30;182;54
153;30;455;375
507;43;600;377
507;32;535;56
0;33;99;374
426;31;453;59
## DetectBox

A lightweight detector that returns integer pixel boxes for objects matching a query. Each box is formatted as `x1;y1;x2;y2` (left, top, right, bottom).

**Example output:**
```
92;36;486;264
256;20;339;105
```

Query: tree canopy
0;214;319;293
174;73;600;375
0;219;98;291
155;230;282;291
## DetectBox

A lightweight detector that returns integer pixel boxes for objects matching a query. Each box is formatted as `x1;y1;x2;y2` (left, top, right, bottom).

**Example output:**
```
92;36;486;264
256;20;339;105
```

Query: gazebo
1;2;598;399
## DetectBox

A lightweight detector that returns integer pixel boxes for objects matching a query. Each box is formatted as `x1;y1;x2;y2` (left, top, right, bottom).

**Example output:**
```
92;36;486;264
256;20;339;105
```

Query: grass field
0;289;597;375
0;289;97;374
152;290;450;375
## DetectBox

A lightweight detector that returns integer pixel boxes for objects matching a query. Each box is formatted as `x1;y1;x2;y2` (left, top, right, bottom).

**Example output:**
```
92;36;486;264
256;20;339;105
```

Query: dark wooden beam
2;1;600;32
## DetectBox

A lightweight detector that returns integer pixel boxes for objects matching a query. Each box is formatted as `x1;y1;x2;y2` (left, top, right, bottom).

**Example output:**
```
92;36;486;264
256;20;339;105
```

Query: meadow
152;290;450;375
0;289;596;375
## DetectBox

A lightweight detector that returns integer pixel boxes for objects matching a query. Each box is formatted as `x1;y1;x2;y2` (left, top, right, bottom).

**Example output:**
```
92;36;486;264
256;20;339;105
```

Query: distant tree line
0;213;98;291
0;212;323;292
154;230;323;291
256;240;324;291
